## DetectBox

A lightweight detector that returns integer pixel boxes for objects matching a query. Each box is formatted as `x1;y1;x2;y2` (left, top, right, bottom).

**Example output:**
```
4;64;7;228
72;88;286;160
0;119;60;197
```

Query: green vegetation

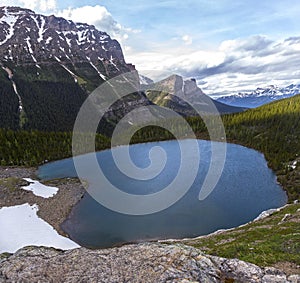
0;71;20;130
130;95;300;200
179;202;300;269
222;96;300;200
17;80;88;131
0;130;110;166
0;177;28;192
0;61;107;132
0;94;299;199
0;90;299;270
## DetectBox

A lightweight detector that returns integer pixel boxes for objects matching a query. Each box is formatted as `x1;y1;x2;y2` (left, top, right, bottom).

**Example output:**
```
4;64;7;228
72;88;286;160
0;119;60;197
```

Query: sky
1;0;300;95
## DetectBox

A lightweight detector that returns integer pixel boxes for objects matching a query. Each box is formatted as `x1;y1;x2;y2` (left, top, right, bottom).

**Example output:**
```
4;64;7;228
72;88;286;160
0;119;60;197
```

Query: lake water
38;139;287;248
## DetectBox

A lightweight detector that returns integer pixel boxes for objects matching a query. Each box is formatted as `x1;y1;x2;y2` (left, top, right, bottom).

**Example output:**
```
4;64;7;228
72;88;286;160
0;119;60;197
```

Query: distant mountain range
213;84;300;108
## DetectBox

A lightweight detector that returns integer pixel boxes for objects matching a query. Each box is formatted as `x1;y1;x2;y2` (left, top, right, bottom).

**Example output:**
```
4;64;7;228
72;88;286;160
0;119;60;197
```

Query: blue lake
38;139;287;248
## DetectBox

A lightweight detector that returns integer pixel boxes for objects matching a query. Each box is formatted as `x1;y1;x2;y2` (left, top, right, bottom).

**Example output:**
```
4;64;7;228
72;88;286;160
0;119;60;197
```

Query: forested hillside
0;130;110;166
0;95;299;200
223;95;300;200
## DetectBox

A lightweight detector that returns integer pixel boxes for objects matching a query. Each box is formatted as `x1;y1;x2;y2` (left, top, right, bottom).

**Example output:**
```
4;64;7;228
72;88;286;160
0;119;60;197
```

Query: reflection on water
38;139;287;248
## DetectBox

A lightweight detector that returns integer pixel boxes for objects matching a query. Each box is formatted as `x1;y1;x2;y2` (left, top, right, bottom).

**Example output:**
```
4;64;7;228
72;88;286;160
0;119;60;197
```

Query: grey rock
0;243;299;283
288;275;300;283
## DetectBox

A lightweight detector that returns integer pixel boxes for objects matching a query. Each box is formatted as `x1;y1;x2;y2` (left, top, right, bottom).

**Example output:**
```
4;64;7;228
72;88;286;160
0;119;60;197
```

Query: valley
0;4;299;283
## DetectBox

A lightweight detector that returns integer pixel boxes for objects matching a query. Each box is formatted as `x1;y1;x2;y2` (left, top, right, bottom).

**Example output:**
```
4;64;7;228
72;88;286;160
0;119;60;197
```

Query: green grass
0;177;28;192
76;76;87;86
181;203;300;267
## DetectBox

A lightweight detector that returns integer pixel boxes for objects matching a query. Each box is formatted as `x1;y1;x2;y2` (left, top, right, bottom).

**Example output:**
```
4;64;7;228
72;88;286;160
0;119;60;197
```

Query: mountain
0;7;244;134
0;6;149;133
214;84;300;108
139;74;154;86
0;6;133;81
144;74;246;116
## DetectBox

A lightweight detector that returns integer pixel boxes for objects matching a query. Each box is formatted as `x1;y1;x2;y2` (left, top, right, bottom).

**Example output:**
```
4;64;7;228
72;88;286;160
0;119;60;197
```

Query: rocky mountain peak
0;6;132;79
0;7;152;133
151;74;205;99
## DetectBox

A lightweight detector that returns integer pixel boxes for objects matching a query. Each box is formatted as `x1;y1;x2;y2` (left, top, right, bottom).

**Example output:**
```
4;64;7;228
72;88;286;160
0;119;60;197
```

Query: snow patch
65;36;72;48
140;74;154;85
22;178;58;198
32;15;46;43
0;7;18;45
253;208;280;221
25;37;37;62
54;56;61;62
87;56;106;80
288;160;298;170
0;203;80;253
60;64;78;83
77;29;89;45
45;37;53;45
110;55;119;71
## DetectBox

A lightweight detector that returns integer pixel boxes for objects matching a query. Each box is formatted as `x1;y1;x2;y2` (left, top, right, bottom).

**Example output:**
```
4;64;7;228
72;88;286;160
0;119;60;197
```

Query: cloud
182;35;193;45
0;0;57;12
220;35;273;52
129;35;300;95
57;5;140;43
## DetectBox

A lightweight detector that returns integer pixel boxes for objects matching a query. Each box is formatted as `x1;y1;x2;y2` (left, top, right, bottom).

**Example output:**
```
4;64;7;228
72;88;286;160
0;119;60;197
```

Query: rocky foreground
0;243;299;283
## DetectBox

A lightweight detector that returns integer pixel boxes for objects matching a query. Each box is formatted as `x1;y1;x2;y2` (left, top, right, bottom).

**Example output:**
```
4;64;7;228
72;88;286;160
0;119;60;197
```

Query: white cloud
57;5;140;43
182;35;193;45
127;35;300;95
0;0;57;13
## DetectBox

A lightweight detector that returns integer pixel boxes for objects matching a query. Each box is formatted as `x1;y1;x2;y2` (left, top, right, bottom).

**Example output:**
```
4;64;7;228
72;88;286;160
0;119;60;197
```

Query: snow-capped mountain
0;6;135;80
214;84;300;108
0;6;151;133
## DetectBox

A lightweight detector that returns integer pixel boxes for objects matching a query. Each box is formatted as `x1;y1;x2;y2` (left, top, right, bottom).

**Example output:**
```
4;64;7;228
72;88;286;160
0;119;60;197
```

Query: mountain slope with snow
214;84;300;108
0;6;149;133
0;6;132;80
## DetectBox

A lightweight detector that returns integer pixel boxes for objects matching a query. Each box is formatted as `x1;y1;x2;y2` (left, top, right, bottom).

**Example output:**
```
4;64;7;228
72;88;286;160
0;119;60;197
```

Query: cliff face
0;243;299;283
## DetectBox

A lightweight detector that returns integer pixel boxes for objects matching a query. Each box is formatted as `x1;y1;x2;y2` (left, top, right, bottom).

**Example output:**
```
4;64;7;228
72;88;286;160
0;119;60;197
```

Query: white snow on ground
0;203;80;254
87;56;107;80
45;36;53;45
0;8;18;45
25;37;37;62
22;178;58;198
59;64;78;83
32;15;46;43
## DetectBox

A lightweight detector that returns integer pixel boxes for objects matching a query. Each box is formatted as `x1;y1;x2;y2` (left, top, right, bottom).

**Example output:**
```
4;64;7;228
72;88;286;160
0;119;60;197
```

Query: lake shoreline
0;137;288;239
0;163;298;275
0;166;85;237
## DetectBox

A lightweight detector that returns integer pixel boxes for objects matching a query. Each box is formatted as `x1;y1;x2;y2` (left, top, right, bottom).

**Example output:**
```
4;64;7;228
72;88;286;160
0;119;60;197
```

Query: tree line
0;94;299;200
